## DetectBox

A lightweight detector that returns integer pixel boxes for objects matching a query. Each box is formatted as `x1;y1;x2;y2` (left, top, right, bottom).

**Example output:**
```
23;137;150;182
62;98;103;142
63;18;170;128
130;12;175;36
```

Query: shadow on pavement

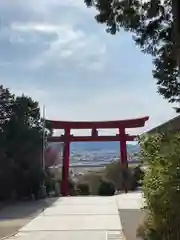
0;197;58;239
119;209;146;240
0;197;58;220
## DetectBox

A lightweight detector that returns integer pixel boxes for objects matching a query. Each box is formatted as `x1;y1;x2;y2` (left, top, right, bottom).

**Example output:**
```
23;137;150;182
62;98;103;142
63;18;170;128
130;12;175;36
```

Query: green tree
0;85;50;200
138;133;180;240
0;86;15;199
8;96;44;198
85;0;180;111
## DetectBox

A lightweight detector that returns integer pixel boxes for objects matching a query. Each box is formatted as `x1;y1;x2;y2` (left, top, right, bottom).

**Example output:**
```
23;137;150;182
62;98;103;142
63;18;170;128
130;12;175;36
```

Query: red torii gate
47;116;149;196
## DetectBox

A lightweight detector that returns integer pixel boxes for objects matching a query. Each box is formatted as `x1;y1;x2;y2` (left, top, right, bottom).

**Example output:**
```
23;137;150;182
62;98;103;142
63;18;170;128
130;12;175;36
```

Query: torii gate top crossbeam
46;116;149;129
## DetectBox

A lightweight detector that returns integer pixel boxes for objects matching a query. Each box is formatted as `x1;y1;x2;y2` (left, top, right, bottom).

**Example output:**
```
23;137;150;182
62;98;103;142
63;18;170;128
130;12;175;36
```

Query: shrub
130;165;145;190
78;162;143;195
0;156;14;200
104;161;141;191
137;133;180;240
77;182;90;195
44;169;55;195
68;178;76;196
98;179;115;196
79;172;103;195
45;177;55;194
104;162;122;189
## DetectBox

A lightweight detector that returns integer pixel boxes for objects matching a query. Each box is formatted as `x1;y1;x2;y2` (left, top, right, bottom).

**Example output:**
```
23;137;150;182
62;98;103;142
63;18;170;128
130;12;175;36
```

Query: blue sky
0;0;177;135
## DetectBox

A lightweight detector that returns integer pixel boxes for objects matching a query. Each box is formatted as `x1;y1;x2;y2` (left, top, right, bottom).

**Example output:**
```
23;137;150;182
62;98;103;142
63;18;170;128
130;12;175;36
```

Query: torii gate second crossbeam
46;116;149;196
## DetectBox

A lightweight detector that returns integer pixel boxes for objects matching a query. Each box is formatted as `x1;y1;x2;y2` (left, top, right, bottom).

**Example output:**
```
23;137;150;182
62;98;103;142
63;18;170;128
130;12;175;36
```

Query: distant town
69;150;139;166
49;142;140;167
48;143;141;181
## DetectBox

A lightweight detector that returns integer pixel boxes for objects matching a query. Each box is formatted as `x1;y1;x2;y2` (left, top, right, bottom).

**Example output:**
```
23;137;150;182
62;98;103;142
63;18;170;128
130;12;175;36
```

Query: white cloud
12;22;107;70
7;0;92;19
41;0;86;8
11;23;61;33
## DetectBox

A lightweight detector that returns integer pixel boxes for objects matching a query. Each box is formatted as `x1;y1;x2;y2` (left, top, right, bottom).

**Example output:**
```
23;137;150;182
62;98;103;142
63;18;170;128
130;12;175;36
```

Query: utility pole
40;104;47;198
42;104;46;171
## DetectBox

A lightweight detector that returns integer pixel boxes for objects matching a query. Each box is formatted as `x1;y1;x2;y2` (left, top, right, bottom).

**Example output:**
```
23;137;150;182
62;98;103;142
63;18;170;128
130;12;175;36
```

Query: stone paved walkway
1;193;145;240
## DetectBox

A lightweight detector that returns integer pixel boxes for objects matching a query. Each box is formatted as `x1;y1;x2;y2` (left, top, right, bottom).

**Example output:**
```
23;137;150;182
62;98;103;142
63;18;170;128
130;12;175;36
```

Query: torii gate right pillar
61;128;70;196
119;128;128;192
119;128;128;167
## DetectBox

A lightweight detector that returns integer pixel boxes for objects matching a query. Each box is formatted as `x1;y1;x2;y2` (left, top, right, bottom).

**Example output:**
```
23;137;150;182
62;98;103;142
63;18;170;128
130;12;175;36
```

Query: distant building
147;115;180;134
